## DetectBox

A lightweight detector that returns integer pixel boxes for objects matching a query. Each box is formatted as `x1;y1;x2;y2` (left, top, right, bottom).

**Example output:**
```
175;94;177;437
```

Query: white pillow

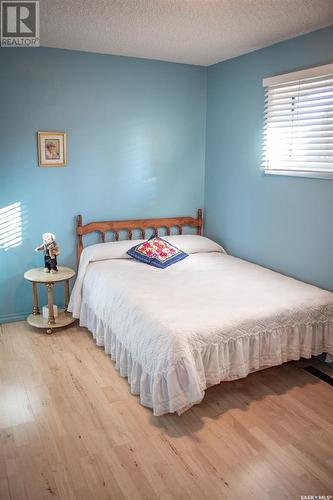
163;234;226;255
79;234;225;263
80;238;144;262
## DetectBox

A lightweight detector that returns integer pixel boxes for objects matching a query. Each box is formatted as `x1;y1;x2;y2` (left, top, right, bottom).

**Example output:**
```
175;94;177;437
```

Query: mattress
69;236;333;415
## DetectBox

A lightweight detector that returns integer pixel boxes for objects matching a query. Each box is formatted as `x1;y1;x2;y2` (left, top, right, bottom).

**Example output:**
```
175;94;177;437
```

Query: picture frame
37;131;67;167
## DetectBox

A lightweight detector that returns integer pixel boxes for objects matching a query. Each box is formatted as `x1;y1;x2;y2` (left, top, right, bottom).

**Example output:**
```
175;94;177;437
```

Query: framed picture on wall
37;131;67;167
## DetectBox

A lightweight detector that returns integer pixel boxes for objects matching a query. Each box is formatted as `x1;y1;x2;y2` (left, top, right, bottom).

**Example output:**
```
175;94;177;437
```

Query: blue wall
0;48;206;321
205;26;333;291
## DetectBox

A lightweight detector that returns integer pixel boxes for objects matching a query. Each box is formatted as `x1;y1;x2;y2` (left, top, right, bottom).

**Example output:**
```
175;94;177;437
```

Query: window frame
262;62;333;180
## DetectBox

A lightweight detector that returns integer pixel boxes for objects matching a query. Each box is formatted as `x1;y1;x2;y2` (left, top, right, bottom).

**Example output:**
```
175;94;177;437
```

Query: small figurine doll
35;232;60;273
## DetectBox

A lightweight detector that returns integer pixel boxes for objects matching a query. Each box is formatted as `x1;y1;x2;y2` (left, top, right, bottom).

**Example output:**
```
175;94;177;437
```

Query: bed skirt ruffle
79;302;333;416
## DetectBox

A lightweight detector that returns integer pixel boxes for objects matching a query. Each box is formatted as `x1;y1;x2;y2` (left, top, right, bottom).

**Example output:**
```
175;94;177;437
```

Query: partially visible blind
262;64;333;174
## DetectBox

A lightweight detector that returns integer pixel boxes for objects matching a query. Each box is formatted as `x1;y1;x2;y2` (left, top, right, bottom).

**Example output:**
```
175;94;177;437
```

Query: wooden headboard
76;209;203;264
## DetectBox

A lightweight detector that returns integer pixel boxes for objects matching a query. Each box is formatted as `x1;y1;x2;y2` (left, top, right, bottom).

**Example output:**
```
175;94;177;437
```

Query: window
262;63;333;179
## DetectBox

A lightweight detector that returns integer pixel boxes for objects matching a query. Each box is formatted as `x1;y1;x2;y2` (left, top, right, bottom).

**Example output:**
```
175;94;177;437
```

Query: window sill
262;169;333;180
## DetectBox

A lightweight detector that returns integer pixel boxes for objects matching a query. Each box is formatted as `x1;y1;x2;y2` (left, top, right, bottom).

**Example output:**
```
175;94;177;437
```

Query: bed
68;210;333;416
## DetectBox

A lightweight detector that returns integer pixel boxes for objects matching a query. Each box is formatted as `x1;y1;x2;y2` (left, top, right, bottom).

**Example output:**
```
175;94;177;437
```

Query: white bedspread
69;237;333;415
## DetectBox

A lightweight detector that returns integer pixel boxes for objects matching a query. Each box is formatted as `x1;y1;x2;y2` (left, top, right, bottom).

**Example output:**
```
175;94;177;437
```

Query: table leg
32;282;40;315
46;283;55;327
64;280;70;312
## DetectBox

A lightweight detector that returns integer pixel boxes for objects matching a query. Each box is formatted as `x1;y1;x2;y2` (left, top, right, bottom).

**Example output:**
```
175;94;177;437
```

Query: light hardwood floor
0;321;332;500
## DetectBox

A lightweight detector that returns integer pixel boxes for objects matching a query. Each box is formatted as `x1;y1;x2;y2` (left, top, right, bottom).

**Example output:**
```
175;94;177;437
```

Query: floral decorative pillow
127;236;188;268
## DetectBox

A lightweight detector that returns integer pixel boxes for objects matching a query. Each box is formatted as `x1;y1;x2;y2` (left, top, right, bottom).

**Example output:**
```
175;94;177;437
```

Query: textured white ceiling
40;0;333;66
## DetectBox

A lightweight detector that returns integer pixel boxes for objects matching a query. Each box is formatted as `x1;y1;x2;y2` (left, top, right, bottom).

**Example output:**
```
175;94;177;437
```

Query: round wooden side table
24;266;76;334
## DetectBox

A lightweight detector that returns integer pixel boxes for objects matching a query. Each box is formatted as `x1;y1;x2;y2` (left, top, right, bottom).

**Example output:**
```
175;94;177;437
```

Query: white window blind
262;63;333;178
